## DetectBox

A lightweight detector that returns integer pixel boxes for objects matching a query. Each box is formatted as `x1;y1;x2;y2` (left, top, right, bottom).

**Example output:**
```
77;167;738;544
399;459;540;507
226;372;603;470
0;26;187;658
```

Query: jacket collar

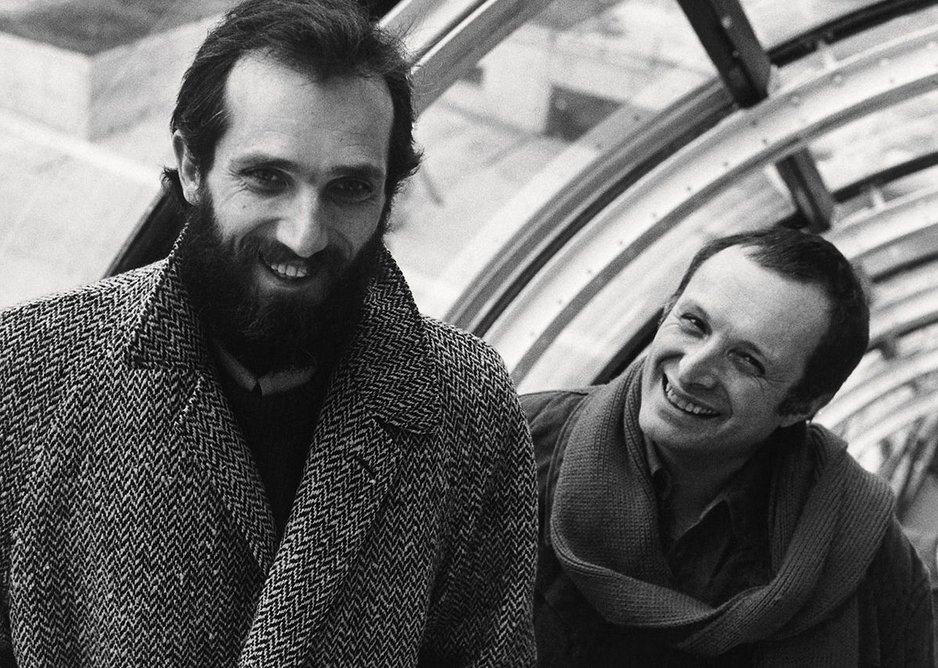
120;243;441;435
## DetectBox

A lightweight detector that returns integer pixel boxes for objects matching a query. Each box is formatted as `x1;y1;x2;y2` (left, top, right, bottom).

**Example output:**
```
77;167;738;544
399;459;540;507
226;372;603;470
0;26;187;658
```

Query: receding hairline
210;49;396;168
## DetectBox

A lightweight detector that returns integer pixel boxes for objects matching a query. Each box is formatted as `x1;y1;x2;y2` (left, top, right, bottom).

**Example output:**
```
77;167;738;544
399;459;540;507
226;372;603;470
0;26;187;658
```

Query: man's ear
779;391;835;427
172;131;202;205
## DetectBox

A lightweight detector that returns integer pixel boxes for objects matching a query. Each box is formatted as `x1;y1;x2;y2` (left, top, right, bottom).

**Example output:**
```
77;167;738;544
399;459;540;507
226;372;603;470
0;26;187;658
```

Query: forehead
679;246;831;367
217;52;393;170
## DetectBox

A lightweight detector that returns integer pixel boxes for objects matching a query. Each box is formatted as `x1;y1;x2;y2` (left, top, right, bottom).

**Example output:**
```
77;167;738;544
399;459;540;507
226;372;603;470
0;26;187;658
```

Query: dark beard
175;194;385;376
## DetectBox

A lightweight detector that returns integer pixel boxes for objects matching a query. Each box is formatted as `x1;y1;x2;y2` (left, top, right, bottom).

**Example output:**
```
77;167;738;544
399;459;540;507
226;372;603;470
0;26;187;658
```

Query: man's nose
275;193;329;258
676;344;719;388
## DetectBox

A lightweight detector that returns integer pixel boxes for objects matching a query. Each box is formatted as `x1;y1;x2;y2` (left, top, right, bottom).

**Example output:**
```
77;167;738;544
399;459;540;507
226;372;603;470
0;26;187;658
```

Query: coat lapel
173;370;279;571
120;257;278;573
239;248;442;665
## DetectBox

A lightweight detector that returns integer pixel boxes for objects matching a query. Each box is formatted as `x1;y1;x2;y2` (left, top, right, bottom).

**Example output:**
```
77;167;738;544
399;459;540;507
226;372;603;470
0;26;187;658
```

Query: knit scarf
549;359;895;666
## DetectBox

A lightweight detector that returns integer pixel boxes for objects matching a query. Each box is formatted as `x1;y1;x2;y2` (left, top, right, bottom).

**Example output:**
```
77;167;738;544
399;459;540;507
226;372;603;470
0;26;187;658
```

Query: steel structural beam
775;149;836;232
676;0;771;106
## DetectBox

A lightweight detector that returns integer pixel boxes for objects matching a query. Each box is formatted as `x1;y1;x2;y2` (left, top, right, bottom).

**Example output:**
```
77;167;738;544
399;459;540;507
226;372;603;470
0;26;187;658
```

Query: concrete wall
0;15;218;139
0;31;90;135
88;16;217;138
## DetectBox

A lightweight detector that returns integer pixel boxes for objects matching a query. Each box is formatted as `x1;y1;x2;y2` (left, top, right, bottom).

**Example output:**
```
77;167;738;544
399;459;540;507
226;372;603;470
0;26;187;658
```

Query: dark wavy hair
163;0;421;206
668;226;870;416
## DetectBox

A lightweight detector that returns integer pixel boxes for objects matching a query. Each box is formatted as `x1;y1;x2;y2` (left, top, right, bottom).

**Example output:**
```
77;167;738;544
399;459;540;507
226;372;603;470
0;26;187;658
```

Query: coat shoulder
419;316;516;395
416;316;531;465
0;263;163;411
0;263;162;354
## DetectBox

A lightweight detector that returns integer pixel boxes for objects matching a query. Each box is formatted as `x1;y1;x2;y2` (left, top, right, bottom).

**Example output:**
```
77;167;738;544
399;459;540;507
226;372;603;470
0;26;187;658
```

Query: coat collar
120;243;441;435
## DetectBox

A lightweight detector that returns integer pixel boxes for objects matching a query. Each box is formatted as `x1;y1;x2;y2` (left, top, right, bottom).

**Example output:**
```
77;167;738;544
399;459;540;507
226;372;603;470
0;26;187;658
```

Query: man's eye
244;169;286;191
736;352;765;375
679;314;705;332
330;179;373;202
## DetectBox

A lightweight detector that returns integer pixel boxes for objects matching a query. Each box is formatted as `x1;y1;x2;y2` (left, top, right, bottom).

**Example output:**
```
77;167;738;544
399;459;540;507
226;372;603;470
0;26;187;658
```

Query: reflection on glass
387;0;714;317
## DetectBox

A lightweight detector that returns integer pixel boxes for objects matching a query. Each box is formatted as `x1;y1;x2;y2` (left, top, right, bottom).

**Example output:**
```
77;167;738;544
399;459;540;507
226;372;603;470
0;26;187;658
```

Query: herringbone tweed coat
0;247;537;667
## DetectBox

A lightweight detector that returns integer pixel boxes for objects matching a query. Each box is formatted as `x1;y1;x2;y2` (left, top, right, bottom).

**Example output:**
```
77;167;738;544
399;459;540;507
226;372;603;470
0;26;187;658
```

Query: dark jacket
0;248;537;667
523;383;934;667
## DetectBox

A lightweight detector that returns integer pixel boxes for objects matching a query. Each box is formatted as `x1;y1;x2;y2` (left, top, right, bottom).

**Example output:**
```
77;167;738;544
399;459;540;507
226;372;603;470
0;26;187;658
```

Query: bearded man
0;1;536;665
526;227;933;666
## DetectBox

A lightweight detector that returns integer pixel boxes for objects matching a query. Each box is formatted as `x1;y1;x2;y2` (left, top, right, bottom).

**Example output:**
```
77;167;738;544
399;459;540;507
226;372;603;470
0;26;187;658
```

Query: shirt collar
644;435;673;499
644;435;772;539
213;343;317;396
718;446;773;536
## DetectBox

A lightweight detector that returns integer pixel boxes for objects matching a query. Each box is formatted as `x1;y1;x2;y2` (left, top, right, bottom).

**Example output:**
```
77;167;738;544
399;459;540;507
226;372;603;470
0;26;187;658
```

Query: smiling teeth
664;378;718;417
269;262;309;279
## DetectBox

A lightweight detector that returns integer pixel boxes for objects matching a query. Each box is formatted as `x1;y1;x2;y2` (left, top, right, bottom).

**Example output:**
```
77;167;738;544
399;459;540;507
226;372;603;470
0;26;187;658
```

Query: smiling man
172;54;395;378
524;227;933;667
0;1;536;666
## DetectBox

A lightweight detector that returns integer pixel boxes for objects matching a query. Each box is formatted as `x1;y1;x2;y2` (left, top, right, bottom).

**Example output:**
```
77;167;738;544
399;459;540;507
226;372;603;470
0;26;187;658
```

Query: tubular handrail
399;0;554;114
383;0;487;65
828;185;938;257
873;261;938;308
831;150;938;203
869;290;938;348
862;226;938;280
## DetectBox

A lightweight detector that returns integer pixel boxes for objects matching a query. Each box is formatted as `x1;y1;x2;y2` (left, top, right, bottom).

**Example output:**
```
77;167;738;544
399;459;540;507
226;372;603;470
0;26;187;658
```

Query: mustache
249;237;348;274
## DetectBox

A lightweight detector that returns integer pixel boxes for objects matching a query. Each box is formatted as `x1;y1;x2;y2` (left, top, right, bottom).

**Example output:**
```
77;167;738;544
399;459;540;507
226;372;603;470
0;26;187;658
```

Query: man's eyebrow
335;163;386;182
231;154;297;171
676;297;705;315
231;154;385;181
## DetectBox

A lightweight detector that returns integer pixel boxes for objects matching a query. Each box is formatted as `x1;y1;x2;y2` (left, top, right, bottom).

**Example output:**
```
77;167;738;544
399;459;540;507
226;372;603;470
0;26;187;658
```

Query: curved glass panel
387;0;716;317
